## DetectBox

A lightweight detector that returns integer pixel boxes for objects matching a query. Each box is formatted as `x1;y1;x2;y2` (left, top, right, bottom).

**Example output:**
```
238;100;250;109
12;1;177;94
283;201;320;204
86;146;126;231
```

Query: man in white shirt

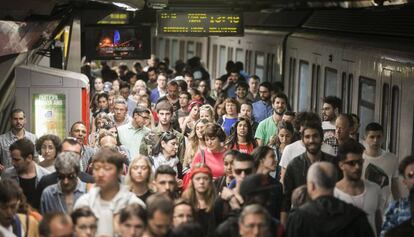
74;148;145;237
335;139;383;236
321;96;341;141
363;122;400;208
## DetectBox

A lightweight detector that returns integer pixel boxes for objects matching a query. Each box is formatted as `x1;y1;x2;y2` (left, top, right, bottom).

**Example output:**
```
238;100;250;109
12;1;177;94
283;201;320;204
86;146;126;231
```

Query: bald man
286;162;375;237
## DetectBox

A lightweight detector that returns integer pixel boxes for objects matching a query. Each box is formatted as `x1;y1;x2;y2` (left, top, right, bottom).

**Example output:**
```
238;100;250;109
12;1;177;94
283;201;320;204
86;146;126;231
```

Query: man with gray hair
40;152;87;214
110;98;131;127
286;162;374;237
238;204;271;237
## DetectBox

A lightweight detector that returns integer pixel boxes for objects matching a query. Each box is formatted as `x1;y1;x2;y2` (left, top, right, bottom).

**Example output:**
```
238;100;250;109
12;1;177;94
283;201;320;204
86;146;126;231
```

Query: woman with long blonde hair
183;118;209;169
181;164;217;236
125;155;154;203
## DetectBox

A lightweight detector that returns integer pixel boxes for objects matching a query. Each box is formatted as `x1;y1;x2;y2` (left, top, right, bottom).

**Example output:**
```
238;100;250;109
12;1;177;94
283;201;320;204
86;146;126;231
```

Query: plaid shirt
323;136;338;155
381;197;412;237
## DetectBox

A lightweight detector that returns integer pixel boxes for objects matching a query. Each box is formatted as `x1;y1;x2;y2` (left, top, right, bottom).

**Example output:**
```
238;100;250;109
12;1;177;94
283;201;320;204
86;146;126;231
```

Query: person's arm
375;209;382;236
254;121;265;146
391;177;401;200
280;167;286;185
256;139;264;146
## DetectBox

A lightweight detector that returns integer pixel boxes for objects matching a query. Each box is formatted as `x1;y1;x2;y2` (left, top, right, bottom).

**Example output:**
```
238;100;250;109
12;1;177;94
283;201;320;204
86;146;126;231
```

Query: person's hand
220;187;234;201
176;178;183;188
0;164;4;173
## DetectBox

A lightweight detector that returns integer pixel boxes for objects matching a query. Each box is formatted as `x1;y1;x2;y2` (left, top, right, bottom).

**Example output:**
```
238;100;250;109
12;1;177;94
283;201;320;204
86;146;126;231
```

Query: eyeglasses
57;173;77;180
137;113;150;120
234;168;253;175
77;224;97;230
343;159;364;167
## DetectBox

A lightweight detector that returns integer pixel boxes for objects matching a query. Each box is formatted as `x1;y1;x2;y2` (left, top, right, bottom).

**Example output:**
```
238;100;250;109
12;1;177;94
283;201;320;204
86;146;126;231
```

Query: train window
358;77;376;141
267;53;275;82
171;40;179;65
179;41;185;60
347;74;353;113
324;67;338;96
228;47;233;60
311;64;321;112
236;48;244;62
255;52;265;80
212;44;218;78
381;83;390;137
196;42;202;58
187;42;195;59
165;39;170;60
158;38;165;59
289;58;297;106
298;60;311;111
219;46;227;76
390;85;400;153
246;50;252;74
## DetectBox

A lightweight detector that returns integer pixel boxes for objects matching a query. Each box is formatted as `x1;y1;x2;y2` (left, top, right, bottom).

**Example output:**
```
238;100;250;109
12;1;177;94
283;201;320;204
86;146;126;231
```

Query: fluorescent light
112;2;139;11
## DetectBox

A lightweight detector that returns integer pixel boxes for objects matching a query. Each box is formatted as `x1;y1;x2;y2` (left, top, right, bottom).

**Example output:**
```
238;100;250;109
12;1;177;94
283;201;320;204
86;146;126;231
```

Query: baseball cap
239;174;277;197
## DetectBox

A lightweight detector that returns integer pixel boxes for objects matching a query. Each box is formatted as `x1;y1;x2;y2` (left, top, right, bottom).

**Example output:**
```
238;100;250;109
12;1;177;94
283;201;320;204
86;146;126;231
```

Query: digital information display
157;11;243;36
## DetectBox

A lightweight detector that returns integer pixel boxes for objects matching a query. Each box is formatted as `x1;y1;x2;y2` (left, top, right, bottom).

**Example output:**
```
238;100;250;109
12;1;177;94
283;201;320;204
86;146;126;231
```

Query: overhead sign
157;11;243;36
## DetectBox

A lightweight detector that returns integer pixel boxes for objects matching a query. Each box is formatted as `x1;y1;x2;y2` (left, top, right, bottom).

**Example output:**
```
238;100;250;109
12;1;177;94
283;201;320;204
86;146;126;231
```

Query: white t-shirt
362;149;399;209
334;180;383;236
322;121;336;140
279;140;336;168
97;198;114;237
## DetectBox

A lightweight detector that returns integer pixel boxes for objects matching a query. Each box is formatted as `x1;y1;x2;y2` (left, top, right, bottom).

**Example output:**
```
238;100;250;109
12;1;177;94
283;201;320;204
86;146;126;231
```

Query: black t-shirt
19;176;37;208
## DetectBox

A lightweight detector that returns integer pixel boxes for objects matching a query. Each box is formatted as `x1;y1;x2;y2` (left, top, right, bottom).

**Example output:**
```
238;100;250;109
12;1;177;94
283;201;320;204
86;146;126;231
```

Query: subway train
155;6;414;161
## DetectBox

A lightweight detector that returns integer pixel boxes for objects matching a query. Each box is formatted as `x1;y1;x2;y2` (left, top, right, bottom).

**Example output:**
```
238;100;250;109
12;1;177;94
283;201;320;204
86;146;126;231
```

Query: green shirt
118;123;150;158
254;116;278;145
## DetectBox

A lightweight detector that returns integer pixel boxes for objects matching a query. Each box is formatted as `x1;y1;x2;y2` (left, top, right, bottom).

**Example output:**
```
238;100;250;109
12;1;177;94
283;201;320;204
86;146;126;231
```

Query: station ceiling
0;0;411;21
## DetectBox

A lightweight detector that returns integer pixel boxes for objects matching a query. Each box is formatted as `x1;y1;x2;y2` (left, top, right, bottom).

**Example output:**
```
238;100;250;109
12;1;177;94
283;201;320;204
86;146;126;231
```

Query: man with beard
1;138;50;209
255;93;288;146
140;101;185;162
145;194;174;237
321;96;341;140
153;165;179;199
335;139;382;236
252;82;272;123
280;122;337;225
157;81;181;112
0;109;37;171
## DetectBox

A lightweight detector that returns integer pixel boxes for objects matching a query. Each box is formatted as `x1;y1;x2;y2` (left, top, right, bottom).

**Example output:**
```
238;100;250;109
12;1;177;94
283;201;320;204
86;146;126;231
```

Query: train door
311;54;322;113
380;68;402;154
286;48;298;108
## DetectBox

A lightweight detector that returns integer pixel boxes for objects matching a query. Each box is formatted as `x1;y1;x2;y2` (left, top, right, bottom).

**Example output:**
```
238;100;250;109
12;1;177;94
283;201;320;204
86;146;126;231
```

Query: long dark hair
152;132;177;156
225;117;257;149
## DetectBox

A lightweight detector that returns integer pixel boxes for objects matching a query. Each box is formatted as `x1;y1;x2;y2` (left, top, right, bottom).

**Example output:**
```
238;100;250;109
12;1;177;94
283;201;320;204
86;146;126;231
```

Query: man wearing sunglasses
381;155;414;237
216;153;255;223
335;139;383;236
118;106;151;158
40;152;87;215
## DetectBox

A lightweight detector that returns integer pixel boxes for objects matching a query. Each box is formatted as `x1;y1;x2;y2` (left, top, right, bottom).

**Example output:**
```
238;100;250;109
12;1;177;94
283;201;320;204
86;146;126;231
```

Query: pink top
191;149;226;179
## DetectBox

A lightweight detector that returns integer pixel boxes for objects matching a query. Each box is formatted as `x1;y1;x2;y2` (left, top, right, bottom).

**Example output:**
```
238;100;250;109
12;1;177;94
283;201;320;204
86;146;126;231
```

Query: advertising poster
32;93;66;139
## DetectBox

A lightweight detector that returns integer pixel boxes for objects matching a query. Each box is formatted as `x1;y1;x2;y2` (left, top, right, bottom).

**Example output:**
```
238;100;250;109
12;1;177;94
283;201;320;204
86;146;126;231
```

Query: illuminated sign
33;94;66;139
157;11;243;36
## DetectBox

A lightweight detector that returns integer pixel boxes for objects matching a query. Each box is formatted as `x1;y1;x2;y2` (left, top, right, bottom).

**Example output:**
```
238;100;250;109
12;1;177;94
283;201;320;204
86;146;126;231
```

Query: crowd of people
0;55;413;237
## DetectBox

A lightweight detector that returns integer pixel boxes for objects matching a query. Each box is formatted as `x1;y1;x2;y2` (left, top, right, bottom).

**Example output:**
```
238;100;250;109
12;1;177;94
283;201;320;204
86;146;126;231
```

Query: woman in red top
225;117;257;154
191;123;227;179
